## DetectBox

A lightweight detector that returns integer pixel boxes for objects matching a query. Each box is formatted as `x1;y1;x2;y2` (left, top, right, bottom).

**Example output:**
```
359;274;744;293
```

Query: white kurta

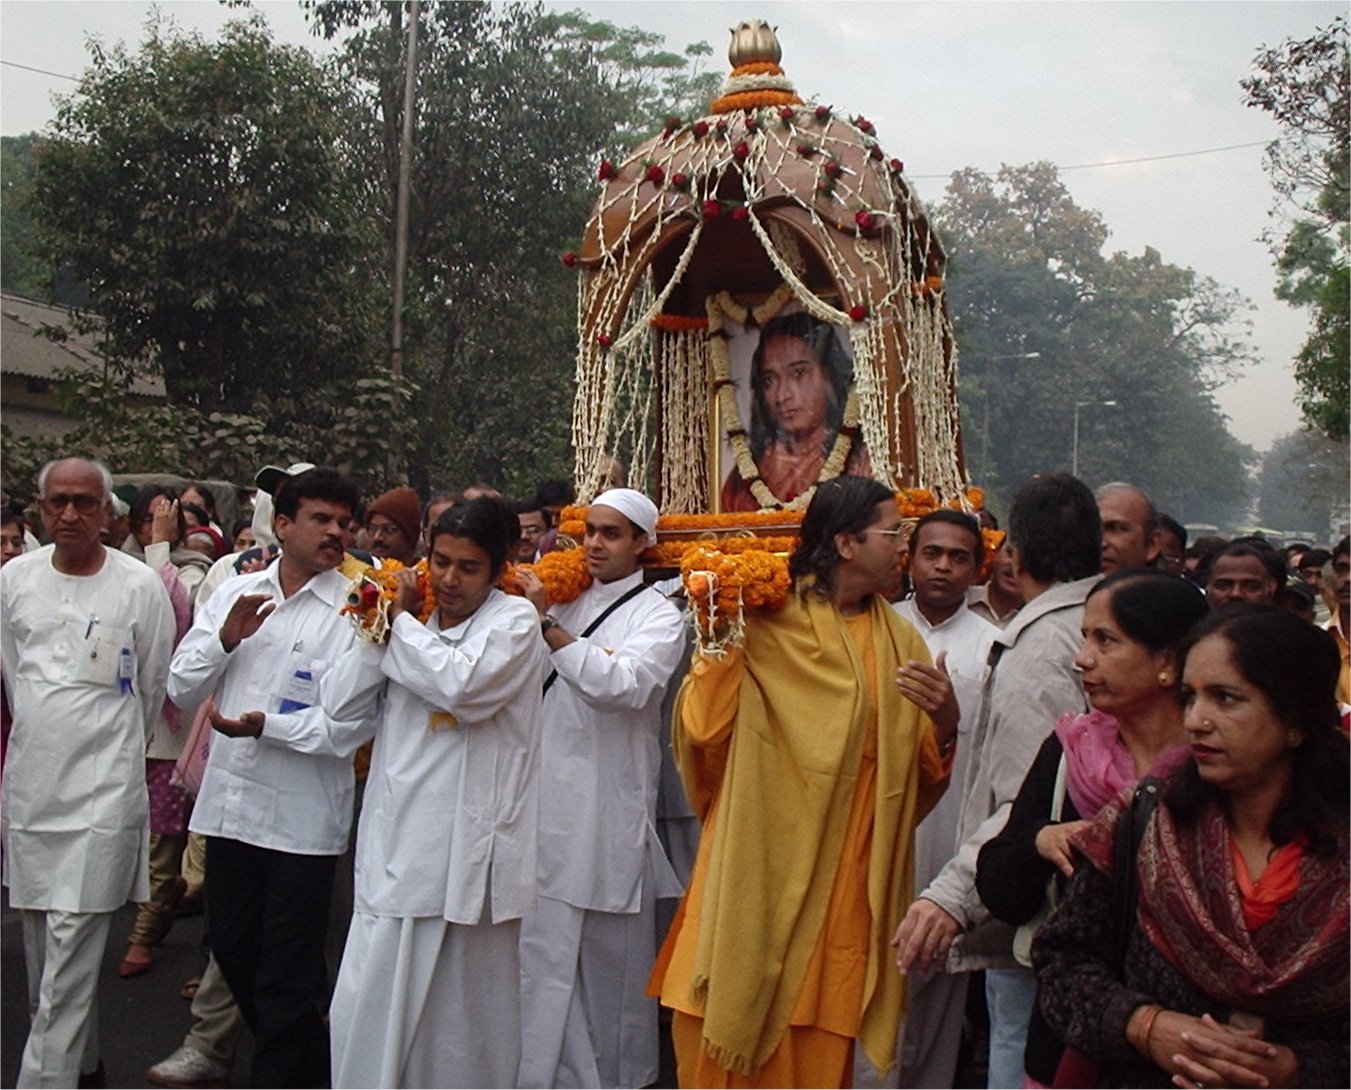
520;571;686;1089
169;563;371;855
1;545;175;911
323;589;547;1088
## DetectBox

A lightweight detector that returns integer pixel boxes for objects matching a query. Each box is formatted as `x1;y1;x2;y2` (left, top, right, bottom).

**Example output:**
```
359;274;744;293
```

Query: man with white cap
515;487;686;1088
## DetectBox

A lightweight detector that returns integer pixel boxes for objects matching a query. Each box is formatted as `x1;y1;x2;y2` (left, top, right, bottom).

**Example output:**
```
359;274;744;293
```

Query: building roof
1;293;164;398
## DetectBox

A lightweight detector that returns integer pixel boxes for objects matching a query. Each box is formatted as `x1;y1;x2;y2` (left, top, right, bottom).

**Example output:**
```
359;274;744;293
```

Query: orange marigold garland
340;558;433;643
681;544;791;656
500;547;592;606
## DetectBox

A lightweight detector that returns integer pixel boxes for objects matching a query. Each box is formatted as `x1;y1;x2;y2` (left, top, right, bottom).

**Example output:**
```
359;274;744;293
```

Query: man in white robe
323;497;547;1088
1;457;175;1087
515;487;686;1089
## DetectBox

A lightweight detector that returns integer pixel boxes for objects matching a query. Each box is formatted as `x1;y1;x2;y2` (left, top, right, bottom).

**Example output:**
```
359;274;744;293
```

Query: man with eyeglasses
1;457;176;1087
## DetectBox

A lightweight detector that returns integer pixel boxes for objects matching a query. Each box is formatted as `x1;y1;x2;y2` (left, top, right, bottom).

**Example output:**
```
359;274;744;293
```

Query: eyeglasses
859;527;907;539
41;495;102;516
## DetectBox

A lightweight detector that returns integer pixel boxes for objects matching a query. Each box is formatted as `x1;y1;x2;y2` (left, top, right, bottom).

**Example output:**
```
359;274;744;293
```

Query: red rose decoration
814;104;831;120
848;304;868;322
597;333;613;348
715;119;728;134
561;251;578;267
855;209;877;231
733;141;750;160
869;145;884;161
671;172;690;190
693;121;710;138
796;143;817;157
824;159;842;178
644;164;665;185
890;158;905;173
702;199;721;218
598;159;614;181
778;106;795;121
854;116;875;134
731;205;749;221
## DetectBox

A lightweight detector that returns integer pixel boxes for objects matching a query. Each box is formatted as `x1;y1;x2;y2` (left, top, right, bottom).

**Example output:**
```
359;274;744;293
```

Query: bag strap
1110;775;1161;973
1049;753;1068;823
542;582;651;695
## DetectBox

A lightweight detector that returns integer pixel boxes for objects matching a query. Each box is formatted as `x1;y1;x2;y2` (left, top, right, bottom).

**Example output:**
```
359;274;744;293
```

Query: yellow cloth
1328;612;1349;706
652;586;950;1079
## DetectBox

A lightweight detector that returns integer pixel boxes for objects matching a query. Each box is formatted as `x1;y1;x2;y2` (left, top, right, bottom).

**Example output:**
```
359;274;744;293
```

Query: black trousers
205;837;337;1089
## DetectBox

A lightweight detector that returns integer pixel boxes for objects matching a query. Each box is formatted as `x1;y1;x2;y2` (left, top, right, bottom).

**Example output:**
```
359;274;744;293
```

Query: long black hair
748;312;854;458
789;475;894;598
1168;604;1347;856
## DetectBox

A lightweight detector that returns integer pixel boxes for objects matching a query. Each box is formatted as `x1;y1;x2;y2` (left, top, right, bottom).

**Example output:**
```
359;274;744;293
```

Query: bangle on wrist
1128;1004;1163;1060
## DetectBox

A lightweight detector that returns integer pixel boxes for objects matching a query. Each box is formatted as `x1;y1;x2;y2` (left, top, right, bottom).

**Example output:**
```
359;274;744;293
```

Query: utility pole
390;0;420;379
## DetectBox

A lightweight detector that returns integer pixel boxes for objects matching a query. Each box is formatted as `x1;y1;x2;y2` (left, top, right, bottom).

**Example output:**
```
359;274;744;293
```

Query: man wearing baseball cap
514;487;686;1088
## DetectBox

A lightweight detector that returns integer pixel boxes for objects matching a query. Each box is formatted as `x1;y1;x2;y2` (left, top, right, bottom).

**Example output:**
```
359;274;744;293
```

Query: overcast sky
2;0;1342;454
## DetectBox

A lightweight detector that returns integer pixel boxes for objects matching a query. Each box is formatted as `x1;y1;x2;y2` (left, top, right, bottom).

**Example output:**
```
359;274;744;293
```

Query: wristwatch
540;615;561;636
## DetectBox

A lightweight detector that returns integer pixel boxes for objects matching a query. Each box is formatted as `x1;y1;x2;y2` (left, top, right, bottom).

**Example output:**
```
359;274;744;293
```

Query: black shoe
77;1060;107;1088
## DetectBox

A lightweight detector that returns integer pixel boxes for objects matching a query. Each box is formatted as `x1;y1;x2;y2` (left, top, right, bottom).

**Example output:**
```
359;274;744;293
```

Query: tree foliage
1242;16;1349;439
1255;428;1350;536
303;1;719;496
29;14;383;414
935;163;1254;525
1;135;48;301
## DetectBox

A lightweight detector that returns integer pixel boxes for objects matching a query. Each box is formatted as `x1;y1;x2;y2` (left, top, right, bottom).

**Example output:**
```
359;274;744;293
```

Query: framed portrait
711;290;868;513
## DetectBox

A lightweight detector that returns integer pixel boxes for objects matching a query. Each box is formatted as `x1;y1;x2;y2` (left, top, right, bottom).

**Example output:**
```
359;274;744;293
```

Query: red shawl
1075;789;1349;1020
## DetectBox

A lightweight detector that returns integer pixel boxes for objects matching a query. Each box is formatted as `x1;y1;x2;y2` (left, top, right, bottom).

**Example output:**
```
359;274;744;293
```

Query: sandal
180;976;202;1001
118;944;153;979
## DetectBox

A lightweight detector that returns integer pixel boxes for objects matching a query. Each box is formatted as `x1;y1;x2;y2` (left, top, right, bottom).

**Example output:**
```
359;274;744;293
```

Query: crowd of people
0;457;1346;1090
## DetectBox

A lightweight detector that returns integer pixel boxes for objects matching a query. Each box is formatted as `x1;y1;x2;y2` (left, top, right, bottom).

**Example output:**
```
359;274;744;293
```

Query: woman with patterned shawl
650;475;956;1086
1034;605;1349;1088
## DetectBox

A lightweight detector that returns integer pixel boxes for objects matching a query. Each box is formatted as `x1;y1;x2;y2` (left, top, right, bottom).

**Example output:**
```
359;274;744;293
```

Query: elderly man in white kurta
323;497;548;1088
515;487;686;1089
1;457;175;1088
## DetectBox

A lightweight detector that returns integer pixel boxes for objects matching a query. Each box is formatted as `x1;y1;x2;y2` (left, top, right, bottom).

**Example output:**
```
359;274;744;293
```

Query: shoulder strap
1049;753;1068;823
542;582;652;695
1110;775;1161;973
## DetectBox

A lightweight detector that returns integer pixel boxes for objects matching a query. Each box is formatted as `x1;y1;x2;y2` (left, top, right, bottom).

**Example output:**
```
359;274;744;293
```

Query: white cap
592;487;659;547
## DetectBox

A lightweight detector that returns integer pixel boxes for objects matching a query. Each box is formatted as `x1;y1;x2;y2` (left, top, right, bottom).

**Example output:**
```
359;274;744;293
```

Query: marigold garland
339;558;434;643
500;547;592;606
709;89;803;114
681;544;793;655
651;313;710;332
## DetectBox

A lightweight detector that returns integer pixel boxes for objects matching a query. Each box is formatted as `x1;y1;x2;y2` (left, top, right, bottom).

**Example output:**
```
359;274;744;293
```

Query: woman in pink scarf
977;568;1209;1086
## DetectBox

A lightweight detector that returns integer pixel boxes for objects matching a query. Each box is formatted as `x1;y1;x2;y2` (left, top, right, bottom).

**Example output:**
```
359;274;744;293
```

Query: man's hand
219;593;275;653
896;650;958;742
514;568;549;617
205;696;265;739
892;897;962;975
388;569;422;622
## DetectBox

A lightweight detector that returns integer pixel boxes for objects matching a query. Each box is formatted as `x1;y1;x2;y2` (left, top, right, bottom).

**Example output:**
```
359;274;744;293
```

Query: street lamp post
1072;399;1118;478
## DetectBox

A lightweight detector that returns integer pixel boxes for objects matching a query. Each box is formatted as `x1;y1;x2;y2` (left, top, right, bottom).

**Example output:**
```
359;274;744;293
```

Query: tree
1255;428;1350;535
936;163;1254;522
30;14;383;415
305;1;720;495
1;135;48;301
1242;16;1349;439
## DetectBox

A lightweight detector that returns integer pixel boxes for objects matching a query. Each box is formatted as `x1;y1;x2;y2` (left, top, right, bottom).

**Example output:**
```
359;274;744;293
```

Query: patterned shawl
1076;789;1349;1019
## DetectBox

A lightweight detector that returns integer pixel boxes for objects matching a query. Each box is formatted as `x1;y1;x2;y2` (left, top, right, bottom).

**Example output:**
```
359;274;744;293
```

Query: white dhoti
330;910;521;1089
518;891;658;1089
18;908;112;1089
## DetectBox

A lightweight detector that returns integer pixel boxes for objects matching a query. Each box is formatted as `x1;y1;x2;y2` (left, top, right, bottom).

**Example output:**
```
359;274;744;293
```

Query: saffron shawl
1075;790;1349;1020
672;586;948;1076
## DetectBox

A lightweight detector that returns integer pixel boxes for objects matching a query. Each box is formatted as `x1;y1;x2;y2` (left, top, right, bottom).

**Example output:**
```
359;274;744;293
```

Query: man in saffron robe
651;475;956;1086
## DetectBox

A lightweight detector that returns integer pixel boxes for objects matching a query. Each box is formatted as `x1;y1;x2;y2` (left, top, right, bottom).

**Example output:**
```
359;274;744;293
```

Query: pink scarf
1054;710;1186;818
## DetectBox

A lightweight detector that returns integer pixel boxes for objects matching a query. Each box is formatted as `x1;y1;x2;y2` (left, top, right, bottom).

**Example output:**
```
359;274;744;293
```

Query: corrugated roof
0;294;165;398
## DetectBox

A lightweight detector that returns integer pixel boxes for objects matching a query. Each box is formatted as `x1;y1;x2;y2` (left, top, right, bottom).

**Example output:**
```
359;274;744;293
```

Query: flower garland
340;558;434;643
500;547;592;606
707;288;860;512
681;544;793;656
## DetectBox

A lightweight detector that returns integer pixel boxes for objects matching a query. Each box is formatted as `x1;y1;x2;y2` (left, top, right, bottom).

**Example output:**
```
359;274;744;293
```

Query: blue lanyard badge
118;647;135;695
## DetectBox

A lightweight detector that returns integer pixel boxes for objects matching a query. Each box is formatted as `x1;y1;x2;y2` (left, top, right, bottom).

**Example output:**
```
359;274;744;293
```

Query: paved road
1;892;251;1088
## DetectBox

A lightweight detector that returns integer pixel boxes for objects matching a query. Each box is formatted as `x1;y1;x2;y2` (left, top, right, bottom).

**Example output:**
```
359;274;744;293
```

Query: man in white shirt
886;510;996;1088
1;457;175;1087
167;467;372;1088
515;487;686;1088
894;473;1100;1090
322;496;548;1087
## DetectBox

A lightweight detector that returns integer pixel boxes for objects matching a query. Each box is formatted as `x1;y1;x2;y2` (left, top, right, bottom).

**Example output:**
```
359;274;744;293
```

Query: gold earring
1158;671;1172;686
